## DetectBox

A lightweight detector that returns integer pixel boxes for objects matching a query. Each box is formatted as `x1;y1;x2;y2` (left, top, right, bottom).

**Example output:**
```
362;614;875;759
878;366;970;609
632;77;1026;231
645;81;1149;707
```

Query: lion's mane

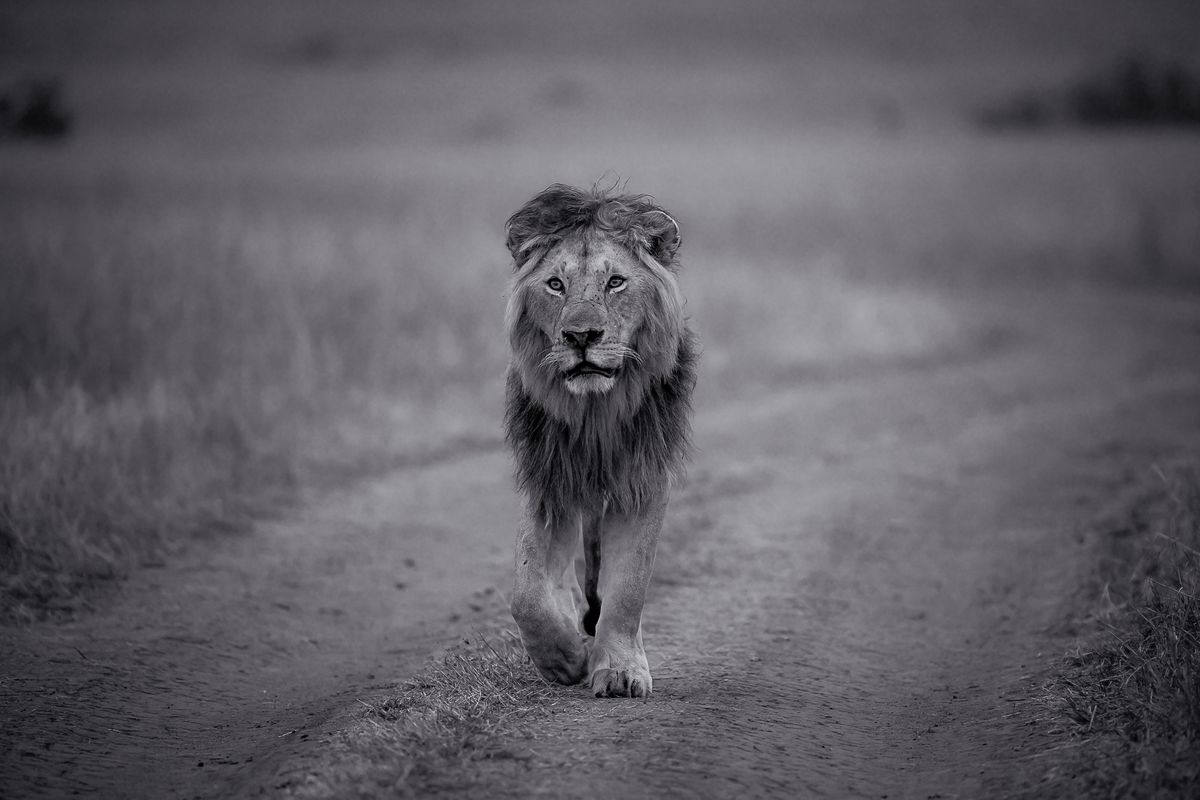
503;184;698;525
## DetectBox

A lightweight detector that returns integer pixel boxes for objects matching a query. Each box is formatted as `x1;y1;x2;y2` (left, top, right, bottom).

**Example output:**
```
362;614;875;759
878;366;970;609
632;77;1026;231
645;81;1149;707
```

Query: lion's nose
562;328;604;350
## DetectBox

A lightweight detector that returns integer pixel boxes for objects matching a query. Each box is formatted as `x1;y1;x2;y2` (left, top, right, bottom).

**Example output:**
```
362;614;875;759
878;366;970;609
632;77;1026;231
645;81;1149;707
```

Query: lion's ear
505;184;581;265
639;205;681;266
504;202;541;263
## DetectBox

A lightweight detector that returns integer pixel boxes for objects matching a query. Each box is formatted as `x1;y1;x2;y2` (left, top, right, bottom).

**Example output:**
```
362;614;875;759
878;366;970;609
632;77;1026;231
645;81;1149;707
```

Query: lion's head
504;184;688;423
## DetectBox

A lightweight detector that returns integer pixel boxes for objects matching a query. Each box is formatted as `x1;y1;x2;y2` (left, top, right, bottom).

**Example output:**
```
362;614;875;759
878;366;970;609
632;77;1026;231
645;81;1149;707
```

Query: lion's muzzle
559;321;620;388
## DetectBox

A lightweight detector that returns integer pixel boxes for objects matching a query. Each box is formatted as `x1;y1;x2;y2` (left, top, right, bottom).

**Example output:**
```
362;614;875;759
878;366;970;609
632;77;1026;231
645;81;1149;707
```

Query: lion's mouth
565;362;618;380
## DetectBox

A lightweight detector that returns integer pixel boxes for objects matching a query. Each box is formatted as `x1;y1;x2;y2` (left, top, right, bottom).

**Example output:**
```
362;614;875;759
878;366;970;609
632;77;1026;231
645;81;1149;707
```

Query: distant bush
0;78;72;141
978;54;1200;130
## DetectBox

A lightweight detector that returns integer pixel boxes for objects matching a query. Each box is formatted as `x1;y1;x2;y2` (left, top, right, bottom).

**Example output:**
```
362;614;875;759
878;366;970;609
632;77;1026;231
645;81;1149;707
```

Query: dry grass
1042;464;1200;797
283;629;558;799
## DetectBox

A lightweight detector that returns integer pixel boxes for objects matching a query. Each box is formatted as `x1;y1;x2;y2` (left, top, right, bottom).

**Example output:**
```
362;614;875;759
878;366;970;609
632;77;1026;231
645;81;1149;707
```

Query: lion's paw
589;666;652;698
588;643;652;698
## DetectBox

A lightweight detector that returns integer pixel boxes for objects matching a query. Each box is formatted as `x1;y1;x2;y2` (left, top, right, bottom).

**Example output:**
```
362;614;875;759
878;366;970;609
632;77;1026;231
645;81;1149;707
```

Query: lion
502;183;698;698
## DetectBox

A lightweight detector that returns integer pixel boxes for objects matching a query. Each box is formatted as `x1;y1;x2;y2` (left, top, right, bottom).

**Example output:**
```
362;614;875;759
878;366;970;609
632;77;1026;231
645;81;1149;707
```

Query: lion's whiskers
615;345;642;364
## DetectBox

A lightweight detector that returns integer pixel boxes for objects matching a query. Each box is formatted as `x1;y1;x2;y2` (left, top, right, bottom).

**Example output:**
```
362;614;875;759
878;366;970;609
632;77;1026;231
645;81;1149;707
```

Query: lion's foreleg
511;508;589;685
588;494;666;699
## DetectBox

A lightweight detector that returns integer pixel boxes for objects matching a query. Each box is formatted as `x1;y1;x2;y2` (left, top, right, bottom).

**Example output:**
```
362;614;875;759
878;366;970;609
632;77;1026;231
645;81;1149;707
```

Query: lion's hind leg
511;510;589;685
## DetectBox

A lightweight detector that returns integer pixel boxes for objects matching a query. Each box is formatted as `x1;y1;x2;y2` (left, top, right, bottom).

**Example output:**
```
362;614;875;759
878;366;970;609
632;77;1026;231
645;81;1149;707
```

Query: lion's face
522;231;654;396
503;185;686;420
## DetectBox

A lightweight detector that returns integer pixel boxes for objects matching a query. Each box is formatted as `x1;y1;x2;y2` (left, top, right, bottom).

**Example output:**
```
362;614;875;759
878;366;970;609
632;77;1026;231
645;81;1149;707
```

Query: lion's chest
506;392;678;522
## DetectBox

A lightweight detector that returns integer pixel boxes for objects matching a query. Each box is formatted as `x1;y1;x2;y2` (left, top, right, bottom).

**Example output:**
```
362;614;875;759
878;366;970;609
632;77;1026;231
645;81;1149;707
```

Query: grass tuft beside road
284;629;555;799
1045;464;1200;797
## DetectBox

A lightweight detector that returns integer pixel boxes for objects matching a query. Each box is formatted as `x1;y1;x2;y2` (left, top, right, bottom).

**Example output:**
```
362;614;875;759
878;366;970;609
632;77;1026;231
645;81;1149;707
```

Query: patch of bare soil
3;285;1199;799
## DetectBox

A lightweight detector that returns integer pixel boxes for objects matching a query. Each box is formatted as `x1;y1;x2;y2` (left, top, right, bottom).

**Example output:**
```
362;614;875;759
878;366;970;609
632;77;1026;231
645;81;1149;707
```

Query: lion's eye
546;277;564;293
607;275;626;290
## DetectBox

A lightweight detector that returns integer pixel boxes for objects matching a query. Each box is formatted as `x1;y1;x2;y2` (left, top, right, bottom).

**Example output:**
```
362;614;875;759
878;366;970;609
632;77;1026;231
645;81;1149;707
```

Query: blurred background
2;0;1198;615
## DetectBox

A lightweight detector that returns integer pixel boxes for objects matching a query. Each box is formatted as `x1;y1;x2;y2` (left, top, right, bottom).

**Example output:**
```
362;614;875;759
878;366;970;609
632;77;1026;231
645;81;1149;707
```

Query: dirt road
3;283;1199;798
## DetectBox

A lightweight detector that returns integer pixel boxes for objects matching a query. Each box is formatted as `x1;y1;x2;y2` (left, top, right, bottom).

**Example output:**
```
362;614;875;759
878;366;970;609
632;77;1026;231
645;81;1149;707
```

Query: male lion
503;184;698;698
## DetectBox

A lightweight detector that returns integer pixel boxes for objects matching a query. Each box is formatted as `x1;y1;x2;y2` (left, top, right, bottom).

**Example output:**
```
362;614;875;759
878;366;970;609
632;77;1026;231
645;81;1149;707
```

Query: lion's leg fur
586;493;665;699
511;508;589;685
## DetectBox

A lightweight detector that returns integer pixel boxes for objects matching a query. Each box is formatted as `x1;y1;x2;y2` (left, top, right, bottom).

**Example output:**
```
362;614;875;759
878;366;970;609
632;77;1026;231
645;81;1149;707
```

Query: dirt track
3;284;1200;798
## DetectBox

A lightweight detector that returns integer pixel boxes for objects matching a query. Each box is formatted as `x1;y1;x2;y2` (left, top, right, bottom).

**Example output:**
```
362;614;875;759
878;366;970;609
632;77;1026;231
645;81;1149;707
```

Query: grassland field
2;0;1199;617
